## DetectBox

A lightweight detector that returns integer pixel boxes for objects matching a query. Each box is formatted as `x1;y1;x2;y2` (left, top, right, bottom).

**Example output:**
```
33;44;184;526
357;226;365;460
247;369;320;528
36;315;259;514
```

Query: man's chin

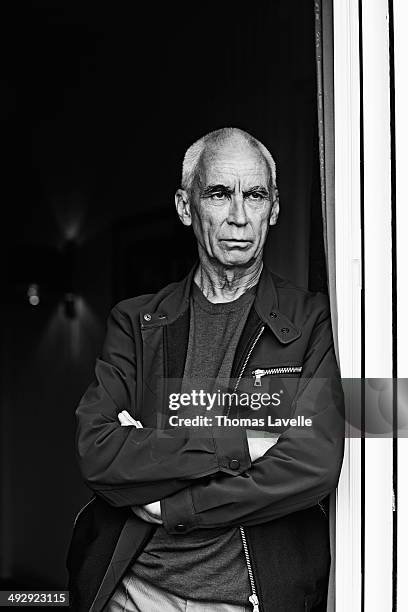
215;251;256;269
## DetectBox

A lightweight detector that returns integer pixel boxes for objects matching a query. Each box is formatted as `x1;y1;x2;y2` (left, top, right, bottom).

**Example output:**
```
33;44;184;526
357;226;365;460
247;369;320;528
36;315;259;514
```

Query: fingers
143;501;161;518
120;410;138;424
131;505;163;525
118;412;133;426
118;410;143;428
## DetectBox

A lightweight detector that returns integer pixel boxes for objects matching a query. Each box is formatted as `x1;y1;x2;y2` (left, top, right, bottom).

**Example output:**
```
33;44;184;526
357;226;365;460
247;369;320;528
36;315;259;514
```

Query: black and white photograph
1;1;407;611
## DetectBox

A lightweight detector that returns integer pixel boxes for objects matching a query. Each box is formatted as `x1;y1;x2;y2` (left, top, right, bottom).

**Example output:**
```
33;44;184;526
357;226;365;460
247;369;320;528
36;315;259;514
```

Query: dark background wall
1;0;324;589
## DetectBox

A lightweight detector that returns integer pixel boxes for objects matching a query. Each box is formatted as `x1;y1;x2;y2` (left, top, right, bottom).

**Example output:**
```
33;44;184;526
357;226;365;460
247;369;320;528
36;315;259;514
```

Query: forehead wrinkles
199;164;270;190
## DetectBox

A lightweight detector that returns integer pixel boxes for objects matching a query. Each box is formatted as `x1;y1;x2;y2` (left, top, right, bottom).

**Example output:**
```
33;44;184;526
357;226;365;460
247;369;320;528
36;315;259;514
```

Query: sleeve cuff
161;487;198;534
161;428;251;534
213;426;251;475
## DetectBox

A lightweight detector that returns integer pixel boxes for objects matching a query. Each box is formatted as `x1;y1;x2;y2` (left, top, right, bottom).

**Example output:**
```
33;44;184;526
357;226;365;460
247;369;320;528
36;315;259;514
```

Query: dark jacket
66;264;344;612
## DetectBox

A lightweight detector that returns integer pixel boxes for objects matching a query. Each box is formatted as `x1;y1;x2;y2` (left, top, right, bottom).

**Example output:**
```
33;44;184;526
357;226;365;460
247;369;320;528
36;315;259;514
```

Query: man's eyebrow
243;185;270;194
201;184;233;196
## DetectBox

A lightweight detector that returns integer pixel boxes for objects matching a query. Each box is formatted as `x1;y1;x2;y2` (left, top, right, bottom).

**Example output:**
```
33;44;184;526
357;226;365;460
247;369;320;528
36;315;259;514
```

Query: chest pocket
235;361;304;427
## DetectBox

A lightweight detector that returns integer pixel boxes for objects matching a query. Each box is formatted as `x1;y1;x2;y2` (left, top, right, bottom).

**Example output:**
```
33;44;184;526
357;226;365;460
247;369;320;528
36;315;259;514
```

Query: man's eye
247;192;263;200
211;192;228;200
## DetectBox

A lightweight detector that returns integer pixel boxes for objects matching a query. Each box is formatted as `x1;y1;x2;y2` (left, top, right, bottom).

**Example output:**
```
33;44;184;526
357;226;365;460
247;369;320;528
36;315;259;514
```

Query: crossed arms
116;409;279;525
75;304;344;534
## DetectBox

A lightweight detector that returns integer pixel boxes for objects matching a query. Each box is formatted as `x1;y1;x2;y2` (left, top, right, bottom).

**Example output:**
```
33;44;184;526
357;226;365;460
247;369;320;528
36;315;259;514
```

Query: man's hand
131;501;163;525
118;410;143;428
246;429;280;462
118;411;163;524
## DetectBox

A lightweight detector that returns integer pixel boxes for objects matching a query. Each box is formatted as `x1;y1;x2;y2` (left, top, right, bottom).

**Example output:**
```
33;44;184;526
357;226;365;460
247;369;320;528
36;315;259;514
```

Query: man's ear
269;188;280;226
175;189;192;226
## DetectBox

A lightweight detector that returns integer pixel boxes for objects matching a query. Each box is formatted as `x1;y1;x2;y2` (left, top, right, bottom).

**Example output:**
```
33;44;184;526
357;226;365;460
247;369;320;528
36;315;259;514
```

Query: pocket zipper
239;526;260;611
252;366;302;387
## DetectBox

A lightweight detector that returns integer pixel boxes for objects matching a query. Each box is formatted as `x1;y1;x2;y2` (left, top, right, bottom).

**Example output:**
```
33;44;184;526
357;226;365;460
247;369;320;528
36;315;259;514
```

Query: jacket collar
254;264;301;344
141;261;301;345
139;265;195;329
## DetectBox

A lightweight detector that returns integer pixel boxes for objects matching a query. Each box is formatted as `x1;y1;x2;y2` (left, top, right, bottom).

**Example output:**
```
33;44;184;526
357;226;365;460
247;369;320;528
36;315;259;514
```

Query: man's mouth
220;238;253;243
220;239;253;248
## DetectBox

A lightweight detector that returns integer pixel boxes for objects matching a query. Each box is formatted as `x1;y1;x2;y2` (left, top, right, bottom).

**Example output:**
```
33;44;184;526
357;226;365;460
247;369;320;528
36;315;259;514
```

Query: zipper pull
252;369;266;387
249;593;260;611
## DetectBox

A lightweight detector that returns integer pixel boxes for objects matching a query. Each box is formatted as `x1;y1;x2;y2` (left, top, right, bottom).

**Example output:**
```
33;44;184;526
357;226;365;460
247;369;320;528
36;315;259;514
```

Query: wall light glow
27;284;40;306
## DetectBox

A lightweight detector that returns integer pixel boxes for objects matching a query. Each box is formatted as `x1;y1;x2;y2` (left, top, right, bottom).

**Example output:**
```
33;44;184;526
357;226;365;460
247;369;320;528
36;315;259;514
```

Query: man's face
177;140;278;268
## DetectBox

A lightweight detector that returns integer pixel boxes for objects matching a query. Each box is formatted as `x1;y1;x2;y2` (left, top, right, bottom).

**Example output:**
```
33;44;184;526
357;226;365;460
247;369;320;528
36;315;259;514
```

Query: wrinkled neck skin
194;249;264;304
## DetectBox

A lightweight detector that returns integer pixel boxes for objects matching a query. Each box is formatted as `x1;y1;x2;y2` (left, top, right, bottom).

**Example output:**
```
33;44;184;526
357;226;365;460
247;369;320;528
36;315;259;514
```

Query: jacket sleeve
161;299;345;533
75;305;251;506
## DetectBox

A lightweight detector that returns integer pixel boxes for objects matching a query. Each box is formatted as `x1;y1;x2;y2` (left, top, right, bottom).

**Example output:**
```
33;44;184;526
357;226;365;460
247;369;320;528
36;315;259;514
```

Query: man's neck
194;257;263;304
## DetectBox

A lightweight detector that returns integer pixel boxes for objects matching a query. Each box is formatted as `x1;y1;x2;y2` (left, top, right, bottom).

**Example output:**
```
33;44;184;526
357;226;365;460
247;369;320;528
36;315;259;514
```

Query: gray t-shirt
130;282;256;604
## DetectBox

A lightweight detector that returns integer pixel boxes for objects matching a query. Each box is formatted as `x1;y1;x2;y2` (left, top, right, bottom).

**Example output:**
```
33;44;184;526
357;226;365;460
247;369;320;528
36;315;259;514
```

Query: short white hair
181;127;278;200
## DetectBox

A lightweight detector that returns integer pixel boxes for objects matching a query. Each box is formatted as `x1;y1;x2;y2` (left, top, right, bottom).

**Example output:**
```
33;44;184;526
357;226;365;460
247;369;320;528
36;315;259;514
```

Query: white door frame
333;1;362;609
394;2;408;610
333;1;396;610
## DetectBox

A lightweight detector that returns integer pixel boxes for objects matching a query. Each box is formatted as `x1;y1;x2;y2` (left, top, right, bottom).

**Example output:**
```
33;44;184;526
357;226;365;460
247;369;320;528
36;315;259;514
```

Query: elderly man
67;128;344;612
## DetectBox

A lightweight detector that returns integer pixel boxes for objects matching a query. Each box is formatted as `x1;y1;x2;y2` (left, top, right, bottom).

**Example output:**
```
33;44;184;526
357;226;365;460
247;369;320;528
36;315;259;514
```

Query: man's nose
227;193;248;226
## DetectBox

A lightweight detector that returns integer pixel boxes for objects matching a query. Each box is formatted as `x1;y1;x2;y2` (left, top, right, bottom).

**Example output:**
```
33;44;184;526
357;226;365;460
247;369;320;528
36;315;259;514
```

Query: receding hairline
199;134;268;166
181;127;277;192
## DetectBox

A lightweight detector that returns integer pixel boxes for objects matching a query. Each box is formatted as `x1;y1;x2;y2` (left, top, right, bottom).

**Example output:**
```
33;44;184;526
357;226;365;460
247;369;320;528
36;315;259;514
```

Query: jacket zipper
252;365;302;387
240;526;260;611
226;325;265;419
228;325;265;611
